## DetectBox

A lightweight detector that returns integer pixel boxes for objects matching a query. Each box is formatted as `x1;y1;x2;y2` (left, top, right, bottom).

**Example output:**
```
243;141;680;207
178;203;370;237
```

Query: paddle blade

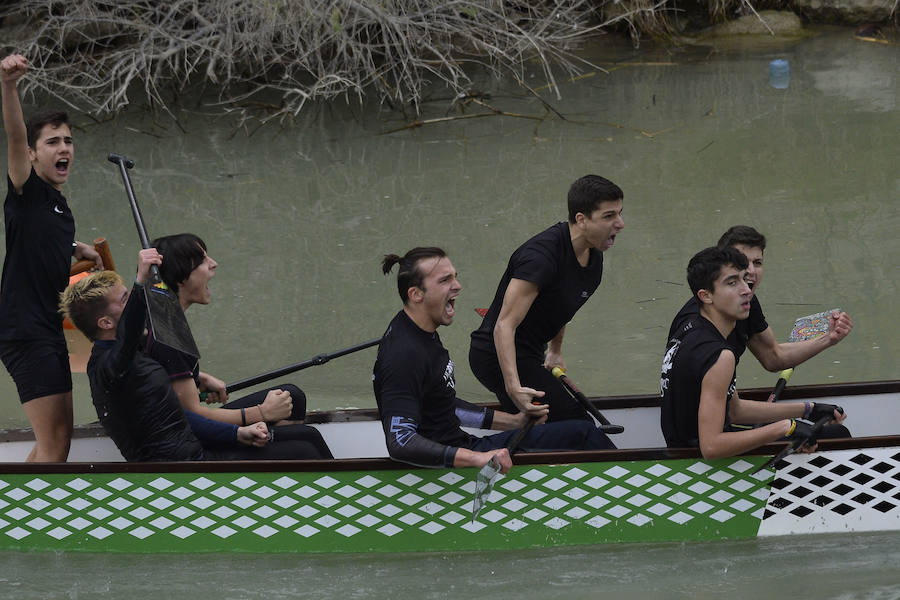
471;456;501;522
144;281;200;360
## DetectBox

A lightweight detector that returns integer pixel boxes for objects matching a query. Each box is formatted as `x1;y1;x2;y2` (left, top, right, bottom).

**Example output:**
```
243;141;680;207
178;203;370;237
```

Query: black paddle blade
144;281;200;361
108;151;200;362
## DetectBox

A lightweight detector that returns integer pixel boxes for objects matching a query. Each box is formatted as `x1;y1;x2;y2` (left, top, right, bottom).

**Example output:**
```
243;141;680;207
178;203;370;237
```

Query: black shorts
0;339;72;403
468;344;588;422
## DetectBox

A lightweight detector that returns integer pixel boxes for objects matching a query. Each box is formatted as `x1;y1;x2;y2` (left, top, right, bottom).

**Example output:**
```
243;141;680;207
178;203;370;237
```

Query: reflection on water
1;27;897;428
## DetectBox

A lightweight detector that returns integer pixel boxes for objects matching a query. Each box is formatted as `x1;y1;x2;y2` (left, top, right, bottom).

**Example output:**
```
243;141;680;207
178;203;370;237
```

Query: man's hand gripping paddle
471;417;536;522
551;367;624;434
108;153;200;360
751;414;837;475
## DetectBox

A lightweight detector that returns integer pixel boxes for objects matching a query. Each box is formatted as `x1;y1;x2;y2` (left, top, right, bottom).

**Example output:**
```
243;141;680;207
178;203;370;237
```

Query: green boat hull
0;456;772;553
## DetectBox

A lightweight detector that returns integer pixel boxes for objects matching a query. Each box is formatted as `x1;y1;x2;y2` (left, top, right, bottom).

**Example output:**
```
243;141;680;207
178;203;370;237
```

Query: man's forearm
383;414;456;468
731;397;805;424
548;325;565;355
494;319;520;391
700;420;793;460
773;336;832;370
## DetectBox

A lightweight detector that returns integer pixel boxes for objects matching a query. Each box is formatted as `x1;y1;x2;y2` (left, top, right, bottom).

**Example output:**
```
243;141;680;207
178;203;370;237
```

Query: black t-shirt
660;314;736;448
0;170;75;341
88;284;203;462
470;222;604;359
667;295;768;363
374;310;471;451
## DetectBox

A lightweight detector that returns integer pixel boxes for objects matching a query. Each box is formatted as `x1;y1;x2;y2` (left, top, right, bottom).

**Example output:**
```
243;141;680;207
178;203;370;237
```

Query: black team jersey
0;170;75;341
660;313;736;448
374;310;493;468
88;284;203;461
471;221;604;359
667;295;768;363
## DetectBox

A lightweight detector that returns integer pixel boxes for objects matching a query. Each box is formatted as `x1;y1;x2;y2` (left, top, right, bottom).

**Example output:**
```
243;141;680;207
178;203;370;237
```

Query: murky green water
0;24;898;598
1;532;899;599
2;28;897;429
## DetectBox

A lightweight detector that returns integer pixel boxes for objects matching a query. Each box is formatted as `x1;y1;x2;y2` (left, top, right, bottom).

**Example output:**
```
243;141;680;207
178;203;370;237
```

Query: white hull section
758;447;900;536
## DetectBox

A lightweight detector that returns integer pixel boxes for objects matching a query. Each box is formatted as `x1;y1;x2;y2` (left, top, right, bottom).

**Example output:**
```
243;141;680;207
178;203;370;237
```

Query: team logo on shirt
443;359;456;390
581;291;590;298
659;339;681;395
53;205;64;214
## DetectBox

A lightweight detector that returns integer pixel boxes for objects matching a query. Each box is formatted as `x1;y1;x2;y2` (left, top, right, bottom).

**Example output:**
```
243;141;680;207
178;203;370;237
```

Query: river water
2;532;900;598
0;25;898;596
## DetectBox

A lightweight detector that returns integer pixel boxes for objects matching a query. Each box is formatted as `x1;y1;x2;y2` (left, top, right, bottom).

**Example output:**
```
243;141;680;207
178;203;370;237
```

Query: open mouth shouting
445;296;456;320
55;158;70;178
744;275;757;295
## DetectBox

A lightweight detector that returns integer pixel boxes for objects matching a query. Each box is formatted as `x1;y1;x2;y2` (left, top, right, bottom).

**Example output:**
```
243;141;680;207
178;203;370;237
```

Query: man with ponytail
374;247;614;473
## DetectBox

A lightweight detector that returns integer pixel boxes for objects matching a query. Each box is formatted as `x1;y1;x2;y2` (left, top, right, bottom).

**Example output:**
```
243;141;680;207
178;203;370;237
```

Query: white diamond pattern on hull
0;457;775;550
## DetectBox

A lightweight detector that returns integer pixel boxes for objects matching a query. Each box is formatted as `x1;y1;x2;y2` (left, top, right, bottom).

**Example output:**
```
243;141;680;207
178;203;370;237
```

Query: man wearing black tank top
0;54;102;462
660;247;848;458
668;225;853;370
469;175;625;422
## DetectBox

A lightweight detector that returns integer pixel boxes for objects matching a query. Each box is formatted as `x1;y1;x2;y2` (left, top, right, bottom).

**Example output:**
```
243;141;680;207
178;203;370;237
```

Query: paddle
767;368;794;402
221;337;382;395
751;414;832;475
471;416;536;522
767;309;839;402
108;152;200;360
551;367;625;434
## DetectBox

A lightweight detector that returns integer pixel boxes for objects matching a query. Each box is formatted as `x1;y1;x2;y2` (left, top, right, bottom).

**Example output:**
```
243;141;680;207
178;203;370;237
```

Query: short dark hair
567;175;623;223
26;110;69;149
717;225;766;252
382;247;447;305
687;246;749;296
151;233;208;292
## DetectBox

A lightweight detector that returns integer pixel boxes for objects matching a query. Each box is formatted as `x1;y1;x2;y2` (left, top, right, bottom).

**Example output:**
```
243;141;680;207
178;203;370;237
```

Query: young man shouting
660;247;847;459
469;175;625;422
0;53;102;462
374;247;613;473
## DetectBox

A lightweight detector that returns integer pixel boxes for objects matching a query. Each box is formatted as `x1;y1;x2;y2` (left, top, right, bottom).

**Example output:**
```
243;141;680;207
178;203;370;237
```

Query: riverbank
0;2;895;124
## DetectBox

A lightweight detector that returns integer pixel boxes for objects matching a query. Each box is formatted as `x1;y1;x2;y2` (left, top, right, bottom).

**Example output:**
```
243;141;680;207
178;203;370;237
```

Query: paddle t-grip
107;153;135;169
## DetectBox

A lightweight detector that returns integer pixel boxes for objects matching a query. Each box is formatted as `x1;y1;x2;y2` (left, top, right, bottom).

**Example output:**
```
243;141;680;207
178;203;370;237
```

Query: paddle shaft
108;152;200;360
505;415;536;454
108;153;168;285
225;337;382;394
551;368;624;434
767;368;794;402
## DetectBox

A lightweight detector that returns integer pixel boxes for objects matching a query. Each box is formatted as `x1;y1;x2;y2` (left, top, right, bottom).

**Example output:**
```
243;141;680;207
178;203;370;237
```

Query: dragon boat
0;380;897;554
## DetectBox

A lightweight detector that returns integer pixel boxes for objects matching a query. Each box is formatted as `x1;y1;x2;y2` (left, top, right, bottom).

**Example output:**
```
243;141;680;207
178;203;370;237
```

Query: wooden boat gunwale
3;379;894;444
0;377;896;476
